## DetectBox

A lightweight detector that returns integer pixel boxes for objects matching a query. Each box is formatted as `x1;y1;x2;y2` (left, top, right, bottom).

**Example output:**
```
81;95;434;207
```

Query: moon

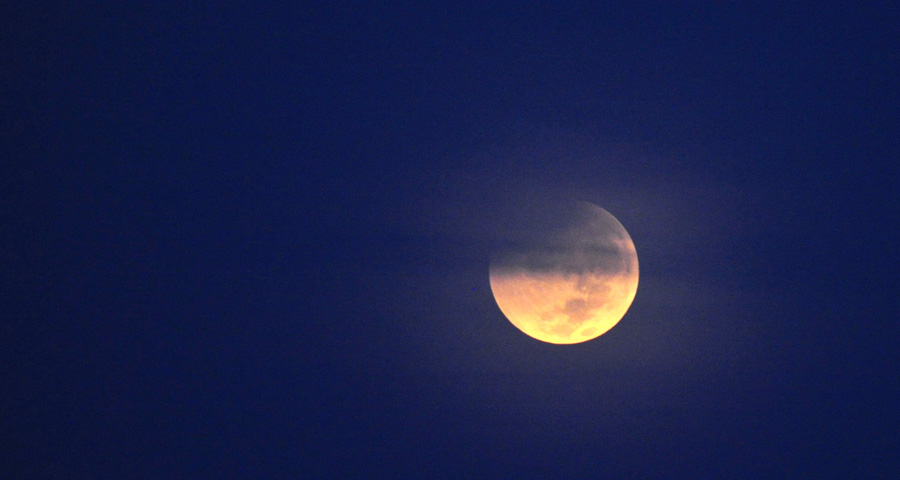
489;202;639;344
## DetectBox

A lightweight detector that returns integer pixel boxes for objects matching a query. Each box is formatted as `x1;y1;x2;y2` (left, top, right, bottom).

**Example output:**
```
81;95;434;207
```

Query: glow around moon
489;202;638;344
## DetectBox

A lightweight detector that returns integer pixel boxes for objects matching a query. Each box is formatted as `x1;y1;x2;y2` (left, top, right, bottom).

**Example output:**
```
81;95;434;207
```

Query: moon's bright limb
489;202;638;344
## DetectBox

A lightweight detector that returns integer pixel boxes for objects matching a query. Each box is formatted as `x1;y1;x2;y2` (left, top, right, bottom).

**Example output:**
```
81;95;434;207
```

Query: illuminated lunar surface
489;202;638;344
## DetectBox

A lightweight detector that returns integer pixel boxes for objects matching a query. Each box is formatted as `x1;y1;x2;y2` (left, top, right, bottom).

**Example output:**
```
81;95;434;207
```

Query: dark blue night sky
4;2;899;478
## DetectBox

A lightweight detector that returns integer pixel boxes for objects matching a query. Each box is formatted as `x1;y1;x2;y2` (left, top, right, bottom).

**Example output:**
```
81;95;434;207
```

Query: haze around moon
489;202;639;344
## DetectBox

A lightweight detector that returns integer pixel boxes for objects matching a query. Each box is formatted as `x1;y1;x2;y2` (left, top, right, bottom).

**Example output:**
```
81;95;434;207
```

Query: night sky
4;2;899;478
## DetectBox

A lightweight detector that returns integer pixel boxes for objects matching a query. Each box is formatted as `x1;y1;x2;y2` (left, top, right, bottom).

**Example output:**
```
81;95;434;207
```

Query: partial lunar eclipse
489;202;639;344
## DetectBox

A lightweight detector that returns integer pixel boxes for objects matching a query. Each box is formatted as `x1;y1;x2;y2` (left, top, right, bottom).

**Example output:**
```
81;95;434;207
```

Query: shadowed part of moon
489;202;638;344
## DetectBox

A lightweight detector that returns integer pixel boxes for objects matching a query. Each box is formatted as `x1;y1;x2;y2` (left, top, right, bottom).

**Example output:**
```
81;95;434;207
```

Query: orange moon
489;202;638;344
